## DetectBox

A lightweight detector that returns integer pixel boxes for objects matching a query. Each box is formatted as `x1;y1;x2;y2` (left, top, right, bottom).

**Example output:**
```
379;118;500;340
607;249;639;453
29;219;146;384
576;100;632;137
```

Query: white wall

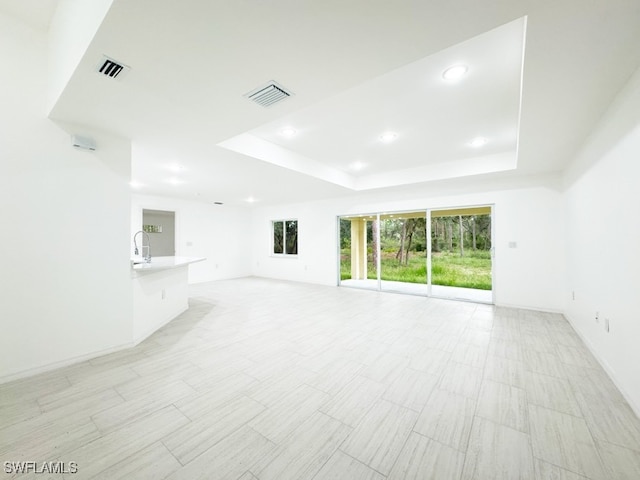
0;13;133;381
132;194;252;284
563;66;640;414
250;175;565;312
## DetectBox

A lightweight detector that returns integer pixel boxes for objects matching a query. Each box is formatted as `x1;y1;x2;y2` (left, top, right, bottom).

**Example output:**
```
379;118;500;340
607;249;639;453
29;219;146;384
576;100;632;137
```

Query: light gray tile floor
1;277;639;479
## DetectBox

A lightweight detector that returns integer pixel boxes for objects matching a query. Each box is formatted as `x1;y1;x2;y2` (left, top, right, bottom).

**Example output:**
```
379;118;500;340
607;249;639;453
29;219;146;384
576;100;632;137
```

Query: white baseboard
494;301;564;314
188;273;252;285
564;312;640;420
0;342;133;385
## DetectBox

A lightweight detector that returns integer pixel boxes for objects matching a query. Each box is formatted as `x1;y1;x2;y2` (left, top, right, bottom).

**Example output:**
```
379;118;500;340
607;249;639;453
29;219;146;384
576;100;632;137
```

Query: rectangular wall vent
96;55;130;80
244;81;292;107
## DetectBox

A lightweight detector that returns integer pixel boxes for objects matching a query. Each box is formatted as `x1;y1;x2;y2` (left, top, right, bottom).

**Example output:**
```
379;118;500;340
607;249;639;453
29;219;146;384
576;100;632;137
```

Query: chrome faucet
133;230;151;263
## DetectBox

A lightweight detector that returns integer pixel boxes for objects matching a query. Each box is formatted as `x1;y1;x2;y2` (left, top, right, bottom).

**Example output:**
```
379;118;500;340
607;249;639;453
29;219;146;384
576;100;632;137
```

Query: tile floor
1;277;640;479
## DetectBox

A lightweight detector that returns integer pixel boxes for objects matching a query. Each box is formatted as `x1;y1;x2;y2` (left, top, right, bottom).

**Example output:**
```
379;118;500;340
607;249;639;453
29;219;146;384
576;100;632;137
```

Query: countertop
131;256;206;274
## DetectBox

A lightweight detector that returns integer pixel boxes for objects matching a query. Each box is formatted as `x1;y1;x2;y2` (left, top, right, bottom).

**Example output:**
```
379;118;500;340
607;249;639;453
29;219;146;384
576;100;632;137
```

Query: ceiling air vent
244;81;293;107
96;55;130;80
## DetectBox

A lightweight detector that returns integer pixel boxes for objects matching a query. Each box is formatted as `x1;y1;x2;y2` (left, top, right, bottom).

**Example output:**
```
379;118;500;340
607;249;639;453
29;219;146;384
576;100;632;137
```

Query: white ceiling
241;18;524;183
6;0;640;206
0;0;57;31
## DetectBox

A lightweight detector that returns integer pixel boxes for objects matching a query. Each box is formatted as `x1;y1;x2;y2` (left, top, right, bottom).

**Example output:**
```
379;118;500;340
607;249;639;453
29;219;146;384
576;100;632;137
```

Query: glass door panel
429;207;493;303
379;212;428;295
338;215;379;290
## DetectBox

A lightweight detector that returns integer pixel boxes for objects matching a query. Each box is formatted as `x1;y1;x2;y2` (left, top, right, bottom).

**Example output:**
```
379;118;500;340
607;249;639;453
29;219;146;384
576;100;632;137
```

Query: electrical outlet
605;318;610;333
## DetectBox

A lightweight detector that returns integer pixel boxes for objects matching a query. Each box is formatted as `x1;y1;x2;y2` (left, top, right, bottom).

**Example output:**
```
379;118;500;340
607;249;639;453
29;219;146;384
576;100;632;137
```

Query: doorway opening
142;209;176;257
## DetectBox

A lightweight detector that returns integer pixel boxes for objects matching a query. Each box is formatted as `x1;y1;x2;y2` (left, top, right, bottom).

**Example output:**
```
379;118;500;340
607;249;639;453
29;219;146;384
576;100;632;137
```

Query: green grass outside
340;250;492;290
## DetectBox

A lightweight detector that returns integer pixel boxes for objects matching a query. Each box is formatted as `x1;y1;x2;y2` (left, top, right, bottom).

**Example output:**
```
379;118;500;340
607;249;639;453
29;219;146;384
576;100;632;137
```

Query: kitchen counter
131;256;205;275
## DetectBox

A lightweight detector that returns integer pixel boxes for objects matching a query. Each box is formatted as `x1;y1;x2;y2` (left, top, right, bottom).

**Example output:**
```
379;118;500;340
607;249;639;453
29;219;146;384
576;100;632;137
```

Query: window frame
271;219;298;257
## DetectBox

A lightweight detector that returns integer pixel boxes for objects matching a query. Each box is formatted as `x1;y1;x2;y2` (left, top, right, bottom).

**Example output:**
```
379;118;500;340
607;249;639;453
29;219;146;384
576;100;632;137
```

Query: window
272;220;298;255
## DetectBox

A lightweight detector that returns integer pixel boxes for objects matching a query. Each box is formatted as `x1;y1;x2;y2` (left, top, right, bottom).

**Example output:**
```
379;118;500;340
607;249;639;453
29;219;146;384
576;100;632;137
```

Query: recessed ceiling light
350;161;367;171
469;136;488;148
280;127;297;137
379;132;398;143
442;64;468;81
167;178;184;185
246;196;256;203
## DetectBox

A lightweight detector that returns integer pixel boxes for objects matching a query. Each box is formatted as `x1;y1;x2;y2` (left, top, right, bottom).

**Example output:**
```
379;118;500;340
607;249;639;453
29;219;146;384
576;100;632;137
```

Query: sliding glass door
338;205;494;303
